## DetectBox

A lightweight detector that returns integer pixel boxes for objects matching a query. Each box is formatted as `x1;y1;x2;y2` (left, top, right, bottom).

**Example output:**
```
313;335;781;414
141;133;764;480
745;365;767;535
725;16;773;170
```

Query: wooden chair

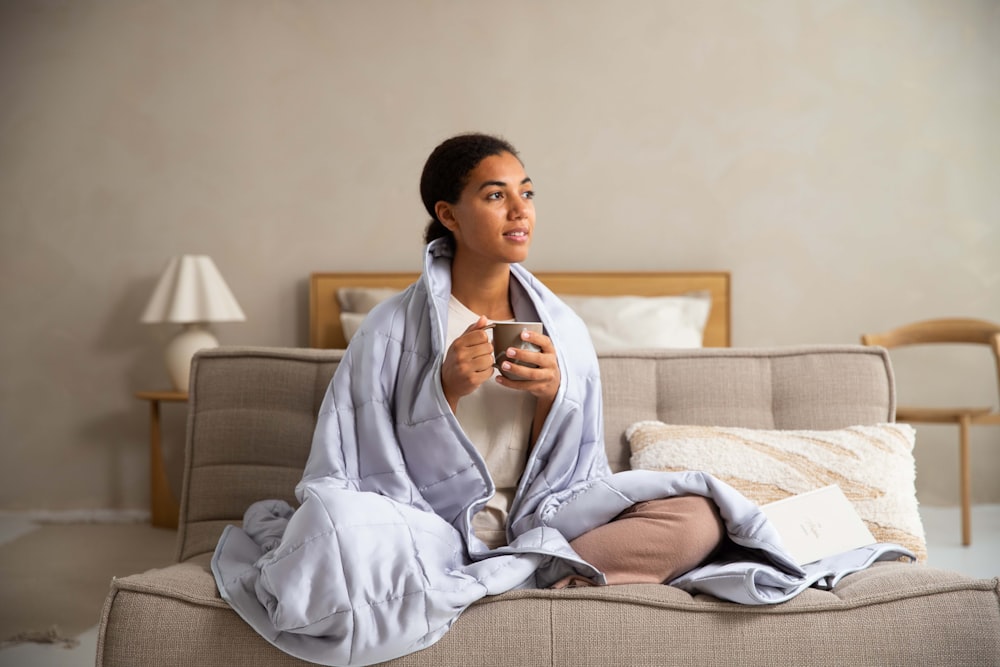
862;318;1000;546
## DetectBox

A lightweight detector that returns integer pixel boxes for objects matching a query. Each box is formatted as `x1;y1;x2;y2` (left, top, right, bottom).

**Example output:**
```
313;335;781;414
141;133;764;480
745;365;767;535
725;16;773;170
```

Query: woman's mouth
503;230;529;242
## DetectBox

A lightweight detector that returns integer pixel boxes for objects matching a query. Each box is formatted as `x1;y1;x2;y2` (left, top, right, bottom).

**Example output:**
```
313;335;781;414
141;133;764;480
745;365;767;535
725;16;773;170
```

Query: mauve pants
551;495;726;588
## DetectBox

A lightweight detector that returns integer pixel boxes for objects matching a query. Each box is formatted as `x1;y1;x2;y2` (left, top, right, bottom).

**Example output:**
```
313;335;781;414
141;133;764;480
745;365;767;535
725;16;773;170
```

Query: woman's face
437;151;535;266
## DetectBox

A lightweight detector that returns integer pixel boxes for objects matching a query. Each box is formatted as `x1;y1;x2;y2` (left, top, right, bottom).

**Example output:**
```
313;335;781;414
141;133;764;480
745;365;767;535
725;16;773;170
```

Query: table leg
149;400;180;529
959;414;972;547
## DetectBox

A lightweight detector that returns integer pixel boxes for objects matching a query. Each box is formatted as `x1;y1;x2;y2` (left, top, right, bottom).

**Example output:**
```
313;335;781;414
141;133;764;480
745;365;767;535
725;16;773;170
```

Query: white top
446;295;536;549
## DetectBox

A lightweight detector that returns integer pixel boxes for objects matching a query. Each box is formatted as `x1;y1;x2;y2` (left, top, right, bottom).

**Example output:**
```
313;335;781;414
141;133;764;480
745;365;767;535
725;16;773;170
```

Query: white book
761;485;876;566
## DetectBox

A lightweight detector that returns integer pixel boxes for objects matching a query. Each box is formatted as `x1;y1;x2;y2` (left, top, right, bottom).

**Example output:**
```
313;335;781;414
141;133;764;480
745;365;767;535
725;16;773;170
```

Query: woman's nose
508;196;527;219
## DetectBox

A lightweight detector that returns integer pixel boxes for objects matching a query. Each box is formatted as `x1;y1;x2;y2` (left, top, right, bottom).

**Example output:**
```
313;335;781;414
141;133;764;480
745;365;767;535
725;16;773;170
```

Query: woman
420;133;723;574
213;134;797;666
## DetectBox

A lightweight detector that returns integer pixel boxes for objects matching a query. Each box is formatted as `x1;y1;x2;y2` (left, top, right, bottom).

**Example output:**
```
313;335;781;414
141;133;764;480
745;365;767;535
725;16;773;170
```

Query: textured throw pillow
626;422;926;562
558;293;711;351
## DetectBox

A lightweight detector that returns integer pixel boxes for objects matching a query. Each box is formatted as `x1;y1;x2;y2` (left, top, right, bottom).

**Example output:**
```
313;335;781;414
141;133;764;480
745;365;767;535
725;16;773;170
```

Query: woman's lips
503;230;529;242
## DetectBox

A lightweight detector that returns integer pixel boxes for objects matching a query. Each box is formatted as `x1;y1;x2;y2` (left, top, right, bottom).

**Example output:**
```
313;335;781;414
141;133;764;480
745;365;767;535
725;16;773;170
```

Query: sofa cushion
597;347;896;473
97;558;999;666
627;422;926;562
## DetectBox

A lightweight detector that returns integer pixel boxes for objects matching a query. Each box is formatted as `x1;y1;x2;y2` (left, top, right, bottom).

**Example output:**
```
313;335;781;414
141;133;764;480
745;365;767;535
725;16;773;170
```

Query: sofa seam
195;346;346;363
768;356;776;429
95;582;119;665
549;597;555;667
109;580;232;608
188;462;307;475
176;354;200;563
597;346;883;360
470;577;1000;614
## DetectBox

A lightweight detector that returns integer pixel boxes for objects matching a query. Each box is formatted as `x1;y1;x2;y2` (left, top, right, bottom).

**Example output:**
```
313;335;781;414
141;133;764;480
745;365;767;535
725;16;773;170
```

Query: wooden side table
135;390;187;529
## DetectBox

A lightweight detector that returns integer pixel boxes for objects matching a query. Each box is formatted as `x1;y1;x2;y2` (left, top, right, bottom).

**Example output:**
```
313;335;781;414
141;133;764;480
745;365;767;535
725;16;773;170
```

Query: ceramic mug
488;321;543;380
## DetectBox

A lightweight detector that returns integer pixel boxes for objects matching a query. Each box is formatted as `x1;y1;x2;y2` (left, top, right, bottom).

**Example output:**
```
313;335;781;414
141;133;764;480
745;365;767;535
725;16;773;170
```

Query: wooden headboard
309;271;731;349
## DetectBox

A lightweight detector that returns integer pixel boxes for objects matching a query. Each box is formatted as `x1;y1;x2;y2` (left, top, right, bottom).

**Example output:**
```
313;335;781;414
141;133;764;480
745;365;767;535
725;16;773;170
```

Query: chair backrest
861;318;1000;402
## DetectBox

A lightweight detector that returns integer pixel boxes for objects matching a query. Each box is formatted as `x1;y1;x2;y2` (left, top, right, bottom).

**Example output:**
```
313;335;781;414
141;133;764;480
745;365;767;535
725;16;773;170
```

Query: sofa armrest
177;346;344;561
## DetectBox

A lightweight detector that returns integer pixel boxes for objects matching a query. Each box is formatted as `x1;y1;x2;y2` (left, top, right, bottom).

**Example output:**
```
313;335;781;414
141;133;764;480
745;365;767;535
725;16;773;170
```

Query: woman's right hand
441;315;495;412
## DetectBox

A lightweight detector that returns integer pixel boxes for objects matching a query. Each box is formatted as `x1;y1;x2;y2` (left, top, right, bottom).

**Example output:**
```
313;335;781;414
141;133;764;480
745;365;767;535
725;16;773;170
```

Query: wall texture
1;0;998;512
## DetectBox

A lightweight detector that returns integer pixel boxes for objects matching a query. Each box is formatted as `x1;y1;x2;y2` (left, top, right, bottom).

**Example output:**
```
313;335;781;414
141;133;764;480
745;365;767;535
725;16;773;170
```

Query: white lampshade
141;255;246;391
141;255;246;324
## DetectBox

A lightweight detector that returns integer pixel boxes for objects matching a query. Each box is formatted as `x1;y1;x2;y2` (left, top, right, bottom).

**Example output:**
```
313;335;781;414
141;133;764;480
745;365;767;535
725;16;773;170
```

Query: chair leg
959;415;972;546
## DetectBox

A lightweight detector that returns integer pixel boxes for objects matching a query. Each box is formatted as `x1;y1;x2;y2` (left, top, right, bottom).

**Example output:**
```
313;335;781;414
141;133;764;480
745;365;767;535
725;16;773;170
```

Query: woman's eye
486;191;503;201
522;190;535;200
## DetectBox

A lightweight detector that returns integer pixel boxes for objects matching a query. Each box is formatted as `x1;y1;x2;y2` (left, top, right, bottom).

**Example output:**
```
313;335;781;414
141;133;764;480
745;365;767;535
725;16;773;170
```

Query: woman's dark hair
420;133;520;247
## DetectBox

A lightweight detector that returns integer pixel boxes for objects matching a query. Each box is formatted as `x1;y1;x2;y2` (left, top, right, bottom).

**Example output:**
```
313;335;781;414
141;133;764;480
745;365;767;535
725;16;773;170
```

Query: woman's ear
435;201;459;232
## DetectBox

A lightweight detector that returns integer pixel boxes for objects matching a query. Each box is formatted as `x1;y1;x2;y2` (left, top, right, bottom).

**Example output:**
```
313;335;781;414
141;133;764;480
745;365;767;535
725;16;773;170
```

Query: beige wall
1;0;998;512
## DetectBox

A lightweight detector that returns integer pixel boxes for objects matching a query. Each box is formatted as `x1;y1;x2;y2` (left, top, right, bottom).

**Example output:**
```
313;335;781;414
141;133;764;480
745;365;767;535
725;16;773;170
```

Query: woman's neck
450;254;514;321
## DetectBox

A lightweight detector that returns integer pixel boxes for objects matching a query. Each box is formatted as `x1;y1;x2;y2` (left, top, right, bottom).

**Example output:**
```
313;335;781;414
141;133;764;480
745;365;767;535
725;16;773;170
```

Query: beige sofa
97;346;1000;666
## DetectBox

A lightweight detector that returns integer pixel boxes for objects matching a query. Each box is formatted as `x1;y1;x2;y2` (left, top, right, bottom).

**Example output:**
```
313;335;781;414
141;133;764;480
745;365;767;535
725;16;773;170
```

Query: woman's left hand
496;329;560;404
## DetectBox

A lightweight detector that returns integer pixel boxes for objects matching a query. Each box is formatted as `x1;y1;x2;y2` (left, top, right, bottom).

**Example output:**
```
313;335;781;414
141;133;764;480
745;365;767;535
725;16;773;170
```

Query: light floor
1;505;998;667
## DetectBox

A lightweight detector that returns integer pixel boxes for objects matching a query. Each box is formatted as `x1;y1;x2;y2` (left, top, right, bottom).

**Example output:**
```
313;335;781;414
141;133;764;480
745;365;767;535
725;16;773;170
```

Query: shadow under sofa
97;345;1000;666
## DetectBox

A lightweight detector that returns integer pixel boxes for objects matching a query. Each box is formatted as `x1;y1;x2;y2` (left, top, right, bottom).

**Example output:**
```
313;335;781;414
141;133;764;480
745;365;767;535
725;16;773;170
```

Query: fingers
502;329;551;367
463;315;490;334
495;329;560;400
457;335;494;370
455;316;492;354
441;317;496;405
497;352;546;381
457;345;496;374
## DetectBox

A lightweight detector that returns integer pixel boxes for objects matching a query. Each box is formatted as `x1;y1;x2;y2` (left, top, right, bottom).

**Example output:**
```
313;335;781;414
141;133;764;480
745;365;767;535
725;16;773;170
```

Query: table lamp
140;255;246;391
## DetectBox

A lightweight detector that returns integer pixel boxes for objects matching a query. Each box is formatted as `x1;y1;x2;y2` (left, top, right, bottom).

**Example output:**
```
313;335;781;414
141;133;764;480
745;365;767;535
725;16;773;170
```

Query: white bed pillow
558;292;711;351
340;312;367;342
337;287;400;314
336;288;712;349
337;288;401;343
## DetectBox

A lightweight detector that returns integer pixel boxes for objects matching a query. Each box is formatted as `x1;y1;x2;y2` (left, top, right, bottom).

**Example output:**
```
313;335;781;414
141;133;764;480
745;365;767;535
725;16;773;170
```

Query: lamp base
164;323;219;391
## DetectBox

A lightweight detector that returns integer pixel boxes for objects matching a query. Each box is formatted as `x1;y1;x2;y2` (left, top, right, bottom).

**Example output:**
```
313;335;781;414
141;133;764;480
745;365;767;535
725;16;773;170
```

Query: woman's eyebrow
477;177;533;191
